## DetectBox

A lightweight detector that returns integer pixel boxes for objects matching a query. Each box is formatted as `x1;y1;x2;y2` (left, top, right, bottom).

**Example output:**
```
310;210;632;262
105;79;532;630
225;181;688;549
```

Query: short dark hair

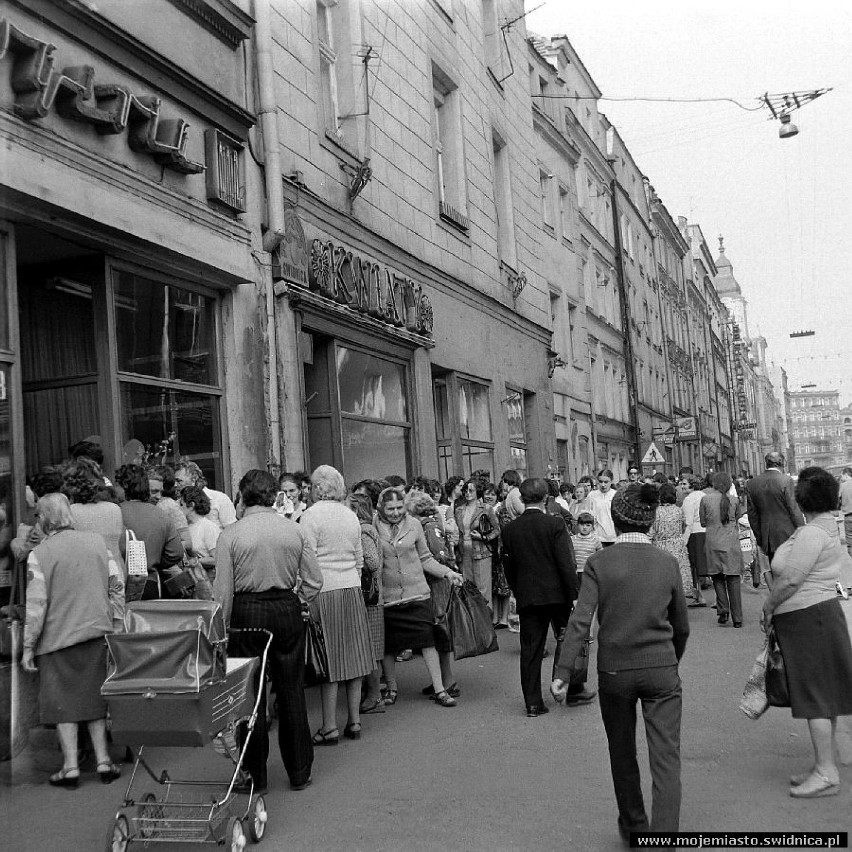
678;466;694;476
238;469;278;508
658;483;677;505
463;478;485;500
383;474;406;488
351;479;385;510
348;491;374;524
443;476;463;503
765;452;784;469
546;478;560;498
115;464;150;501
795;467;838;514
180;485;211;515
519;478;548;504
69;439;104;466
148;464;178;499
30;468;65;498
279;471;300;488
61;458;106;505
500;469;521;488
597;469;614;480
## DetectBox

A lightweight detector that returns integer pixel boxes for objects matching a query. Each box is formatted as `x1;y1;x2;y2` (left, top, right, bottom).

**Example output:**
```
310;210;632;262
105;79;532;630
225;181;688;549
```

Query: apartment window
558;184;572;241
539;169;554;231
626;221;634;259
575;164;586;209
492;131;516;267
433;65;467;228
317;0;341;140
567;304;577;365
433;374;493;479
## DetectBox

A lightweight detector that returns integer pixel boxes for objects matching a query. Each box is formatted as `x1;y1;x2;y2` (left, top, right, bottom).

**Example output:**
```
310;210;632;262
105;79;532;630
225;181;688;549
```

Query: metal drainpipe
254;0;283;470
608;176;642;466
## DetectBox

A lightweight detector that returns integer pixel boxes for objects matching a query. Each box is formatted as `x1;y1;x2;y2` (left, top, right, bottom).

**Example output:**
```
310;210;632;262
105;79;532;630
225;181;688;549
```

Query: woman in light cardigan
376;487;463;707
299;466;374;744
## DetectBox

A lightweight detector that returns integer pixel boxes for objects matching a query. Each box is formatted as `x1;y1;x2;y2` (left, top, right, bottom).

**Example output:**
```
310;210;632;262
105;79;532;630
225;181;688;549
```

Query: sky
524;0;852;406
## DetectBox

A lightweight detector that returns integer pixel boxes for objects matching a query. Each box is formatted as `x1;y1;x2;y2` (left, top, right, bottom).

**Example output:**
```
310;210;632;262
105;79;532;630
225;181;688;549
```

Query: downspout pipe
609;175;643;466
254;0;282;470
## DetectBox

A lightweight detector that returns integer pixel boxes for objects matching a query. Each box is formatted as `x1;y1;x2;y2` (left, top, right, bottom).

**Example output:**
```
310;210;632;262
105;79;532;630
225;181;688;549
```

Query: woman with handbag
299;466;374;744
348;492;386;715
761;466;852;798
455;478;499;606
376;487;463;707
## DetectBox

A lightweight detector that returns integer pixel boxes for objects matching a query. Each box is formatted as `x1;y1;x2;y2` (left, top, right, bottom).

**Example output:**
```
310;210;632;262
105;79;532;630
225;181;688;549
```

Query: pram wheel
138;793;163;839
105;814;130;851
227;816;247;851
248;794;268;842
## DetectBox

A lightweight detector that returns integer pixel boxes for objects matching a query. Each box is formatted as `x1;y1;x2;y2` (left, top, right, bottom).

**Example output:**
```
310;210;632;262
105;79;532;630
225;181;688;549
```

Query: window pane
0;236;7;350
115;272;217;385
24;383;100;473
433;378;450;440
510;446;527;479
307;416;335;473
506;394;525;443
341;419;409;484
0;365;13;588
336;346;408;422
437;444;453;482
461;445;492;479
120;384;223;490
458;379;491;441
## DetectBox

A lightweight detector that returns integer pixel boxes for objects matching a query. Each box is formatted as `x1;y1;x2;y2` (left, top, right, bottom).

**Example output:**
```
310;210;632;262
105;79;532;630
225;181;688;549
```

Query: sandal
381;687;398;705
421;683;460;698
49;767;80;789
431;690;457;708
789;769;839;798
311;728;339;746
359;697;386;714
343;722;362;740
97;762;121;785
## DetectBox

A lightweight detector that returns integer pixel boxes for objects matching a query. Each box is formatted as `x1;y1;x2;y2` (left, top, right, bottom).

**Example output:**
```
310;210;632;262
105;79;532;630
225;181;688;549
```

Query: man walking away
551;483;689;844
502;478;592;717
839;468;852;556
745;452;803;574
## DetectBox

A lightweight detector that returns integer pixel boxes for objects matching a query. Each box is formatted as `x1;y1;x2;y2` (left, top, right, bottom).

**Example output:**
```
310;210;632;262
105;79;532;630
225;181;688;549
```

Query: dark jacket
745;469;803;557
501;508;577;610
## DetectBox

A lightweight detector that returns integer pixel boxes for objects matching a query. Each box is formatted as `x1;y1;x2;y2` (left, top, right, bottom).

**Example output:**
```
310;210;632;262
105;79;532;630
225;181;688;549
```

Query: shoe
344;722;361;740
717;612;729;625
395;649;413;662
233;776;267;795
359;697;386;714
96;762;121;785
733;621;743;628
789;770;839;798
431;690;457;707
790;768;815;786
381;688;398;706
526;705;550;718
48;767;80;789
564;689;597;706
311;727;339;746
494;623;509;630
421;683;460;698
290;776;312;792
688;600;708;608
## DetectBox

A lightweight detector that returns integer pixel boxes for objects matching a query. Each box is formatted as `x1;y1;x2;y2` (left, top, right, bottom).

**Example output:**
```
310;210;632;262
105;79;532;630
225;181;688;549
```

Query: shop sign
653;423;676;445
308;238;434;337
0;18;204;174
273;208;309;287
676;416;698;440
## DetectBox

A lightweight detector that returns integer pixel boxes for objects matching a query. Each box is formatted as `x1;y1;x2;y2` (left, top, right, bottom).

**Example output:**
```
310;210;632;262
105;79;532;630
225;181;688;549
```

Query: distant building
789;390;844;471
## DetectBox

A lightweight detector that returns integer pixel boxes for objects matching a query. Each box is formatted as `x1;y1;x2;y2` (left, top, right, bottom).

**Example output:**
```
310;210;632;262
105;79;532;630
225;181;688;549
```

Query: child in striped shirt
572;512;602;584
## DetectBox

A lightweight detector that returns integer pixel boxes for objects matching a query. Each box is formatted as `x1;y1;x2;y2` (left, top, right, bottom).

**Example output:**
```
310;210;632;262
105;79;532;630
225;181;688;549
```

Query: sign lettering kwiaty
0;18;204;174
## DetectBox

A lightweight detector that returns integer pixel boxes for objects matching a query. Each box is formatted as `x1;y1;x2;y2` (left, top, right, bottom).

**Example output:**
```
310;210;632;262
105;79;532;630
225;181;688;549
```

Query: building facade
789;390;844;471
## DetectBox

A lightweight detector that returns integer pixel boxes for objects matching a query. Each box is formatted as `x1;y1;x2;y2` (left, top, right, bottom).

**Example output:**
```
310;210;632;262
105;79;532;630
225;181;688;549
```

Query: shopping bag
447;580;498;660
304;617;328;686
765;628;790;708
427;575;453;652
552;627;591;688
124;529;148;603
740;640;770;719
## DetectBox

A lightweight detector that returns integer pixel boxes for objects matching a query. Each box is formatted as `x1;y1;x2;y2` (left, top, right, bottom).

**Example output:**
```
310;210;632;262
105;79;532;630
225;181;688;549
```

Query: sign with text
676;416;697;440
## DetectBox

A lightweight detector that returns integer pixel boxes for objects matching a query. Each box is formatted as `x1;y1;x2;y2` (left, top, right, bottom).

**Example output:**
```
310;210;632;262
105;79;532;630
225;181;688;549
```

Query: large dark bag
765;627;790;708
304;617;328;686
427;575;453;652
552;626;591;687
447;580;499;660
361;567;380;607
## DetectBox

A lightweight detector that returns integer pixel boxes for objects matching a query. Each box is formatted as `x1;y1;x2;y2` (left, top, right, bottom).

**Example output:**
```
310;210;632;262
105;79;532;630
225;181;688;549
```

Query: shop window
506;390;527;478
432;373;494;480
0;364;13;588
0;235;7;352
113;268;223;489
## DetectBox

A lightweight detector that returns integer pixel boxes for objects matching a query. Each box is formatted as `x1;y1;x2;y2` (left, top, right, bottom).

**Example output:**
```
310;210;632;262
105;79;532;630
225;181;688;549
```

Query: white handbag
125;529;148;578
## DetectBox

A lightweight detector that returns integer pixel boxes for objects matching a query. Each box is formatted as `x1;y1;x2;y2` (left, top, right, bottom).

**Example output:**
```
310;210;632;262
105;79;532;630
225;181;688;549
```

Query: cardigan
376;514;450;606
555;540;689;678
298;500;363;592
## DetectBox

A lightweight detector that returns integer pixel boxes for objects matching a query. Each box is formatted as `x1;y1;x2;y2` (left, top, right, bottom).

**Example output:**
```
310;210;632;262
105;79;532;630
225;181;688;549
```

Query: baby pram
101;601;271;851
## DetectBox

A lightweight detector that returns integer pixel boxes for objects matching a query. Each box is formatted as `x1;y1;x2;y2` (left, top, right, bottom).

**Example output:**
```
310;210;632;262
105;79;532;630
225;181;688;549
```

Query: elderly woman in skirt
21;493;125;787
348;491;386;714
376;487;464;707
762;467;852;798
299;466;374;744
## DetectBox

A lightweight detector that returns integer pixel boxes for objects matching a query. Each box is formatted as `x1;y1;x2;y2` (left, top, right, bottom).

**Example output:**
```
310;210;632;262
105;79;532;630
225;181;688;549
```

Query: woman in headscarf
376;486;464;707
455;478;499;605
299;466;374;744
700;471;744;627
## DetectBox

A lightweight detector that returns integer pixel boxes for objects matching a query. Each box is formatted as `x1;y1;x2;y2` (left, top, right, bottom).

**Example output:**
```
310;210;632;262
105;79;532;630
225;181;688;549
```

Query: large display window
433;373;494;480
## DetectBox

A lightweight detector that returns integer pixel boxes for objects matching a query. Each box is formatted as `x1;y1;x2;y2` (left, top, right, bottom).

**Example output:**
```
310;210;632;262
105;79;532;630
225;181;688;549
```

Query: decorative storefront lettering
0;18;204;174
308;238;434;337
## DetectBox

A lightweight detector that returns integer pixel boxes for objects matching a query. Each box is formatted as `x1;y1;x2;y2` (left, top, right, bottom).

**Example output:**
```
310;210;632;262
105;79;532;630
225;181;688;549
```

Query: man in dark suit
502;478;592;716
745;452;803;567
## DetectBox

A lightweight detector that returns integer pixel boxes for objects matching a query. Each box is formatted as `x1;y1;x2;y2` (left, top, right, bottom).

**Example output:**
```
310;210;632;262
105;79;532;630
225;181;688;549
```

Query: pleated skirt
316;587;374;682
39;637;108;725
365;604;385;661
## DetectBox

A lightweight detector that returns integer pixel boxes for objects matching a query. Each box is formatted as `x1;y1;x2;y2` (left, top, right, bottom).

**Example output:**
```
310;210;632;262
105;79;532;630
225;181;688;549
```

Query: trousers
230;589;312;789
712;573;743;623
598;665;682;835
518;603;573;709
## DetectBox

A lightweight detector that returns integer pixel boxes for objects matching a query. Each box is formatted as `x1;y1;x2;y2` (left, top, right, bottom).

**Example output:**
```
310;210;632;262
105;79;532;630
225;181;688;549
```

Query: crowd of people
8;440;852;845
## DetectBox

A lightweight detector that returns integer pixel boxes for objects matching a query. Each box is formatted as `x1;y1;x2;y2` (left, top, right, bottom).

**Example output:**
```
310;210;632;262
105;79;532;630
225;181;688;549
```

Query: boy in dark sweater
551;483;689;844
